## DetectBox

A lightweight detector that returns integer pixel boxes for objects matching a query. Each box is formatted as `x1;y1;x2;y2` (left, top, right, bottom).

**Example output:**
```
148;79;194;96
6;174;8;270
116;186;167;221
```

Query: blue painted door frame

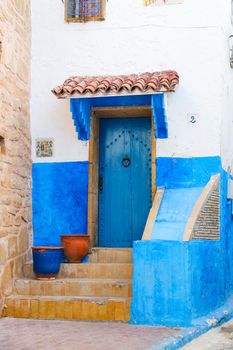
98;117;152;247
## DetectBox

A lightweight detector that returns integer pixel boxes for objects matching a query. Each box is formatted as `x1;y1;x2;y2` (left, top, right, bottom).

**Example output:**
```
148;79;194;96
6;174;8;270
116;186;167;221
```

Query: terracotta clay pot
32;246;63;280
60;234;90;263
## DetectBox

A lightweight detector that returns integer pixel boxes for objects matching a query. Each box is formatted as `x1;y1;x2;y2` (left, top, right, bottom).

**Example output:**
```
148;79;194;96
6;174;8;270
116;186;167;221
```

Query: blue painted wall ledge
152;156;221;241
131;168;233;327
152;187;204;241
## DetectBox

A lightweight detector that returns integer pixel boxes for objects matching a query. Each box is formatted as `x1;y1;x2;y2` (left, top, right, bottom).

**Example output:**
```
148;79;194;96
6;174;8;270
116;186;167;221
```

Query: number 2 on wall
190;115;197;124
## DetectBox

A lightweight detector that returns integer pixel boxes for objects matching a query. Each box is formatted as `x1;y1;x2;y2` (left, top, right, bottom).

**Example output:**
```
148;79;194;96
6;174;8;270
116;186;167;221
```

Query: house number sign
187;113;199;125
36;139;54;157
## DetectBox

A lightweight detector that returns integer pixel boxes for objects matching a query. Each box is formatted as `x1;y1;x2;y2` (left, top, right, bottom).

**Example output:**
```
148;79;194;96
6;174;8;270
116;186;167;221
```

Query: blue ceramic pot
32;247;63;280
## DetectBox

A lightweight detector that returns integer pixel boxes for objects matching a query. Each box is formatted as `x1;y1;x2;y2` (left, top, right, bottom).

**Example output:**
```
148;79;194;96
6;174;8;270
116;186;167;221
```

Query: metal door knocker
122;156;130;168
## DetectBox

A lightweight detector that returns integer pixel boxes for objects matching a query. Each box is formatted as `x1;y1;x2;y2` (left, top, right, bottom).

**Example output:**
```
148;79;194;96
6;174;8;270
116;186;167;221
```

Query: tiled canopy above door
52;71;179;141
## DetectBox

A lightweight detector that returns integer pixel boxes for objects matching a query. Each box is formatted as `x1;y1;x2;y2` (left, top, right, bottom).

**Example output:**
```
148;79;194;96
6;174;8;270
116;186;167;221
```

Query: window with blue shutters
65;0;106;22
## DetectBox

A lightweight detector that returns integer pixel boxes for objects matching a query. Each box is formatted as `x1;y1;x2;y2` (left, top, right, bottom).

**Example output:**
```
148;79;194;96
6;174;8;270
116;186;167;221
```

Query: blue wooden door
98;117;151;247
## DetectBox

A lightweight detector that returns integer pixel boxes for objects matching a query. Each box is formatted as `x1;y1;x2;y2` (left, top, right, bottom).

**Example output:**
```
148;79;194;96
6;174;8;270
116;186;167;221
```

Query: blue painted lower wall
130;240;225;326
156;156;221;188
32;156;233;327
32;162;88;246
188;240;225;320
220;171;233;294
32;156;222;246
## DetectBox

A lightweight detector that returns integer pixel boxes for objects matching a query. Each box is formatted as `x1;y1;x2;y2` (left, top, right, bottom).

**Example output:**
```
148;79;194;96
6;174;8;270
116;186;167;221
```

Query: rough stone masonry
0;0;31;315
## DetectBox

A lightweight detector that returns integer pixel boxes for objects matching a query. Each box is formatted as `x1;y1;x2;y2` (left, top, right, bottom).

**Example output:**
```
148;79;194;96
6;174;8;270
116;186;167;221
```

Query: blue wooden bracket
70;94;168;141
151;94;168;139
70;98;91;141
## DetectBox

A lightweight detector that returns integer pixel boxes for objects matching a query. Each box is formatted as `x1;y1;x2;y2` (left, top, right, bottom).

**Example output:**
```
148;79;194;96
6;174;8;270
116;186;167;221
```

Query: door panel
98;117;151;247
130;119;152;242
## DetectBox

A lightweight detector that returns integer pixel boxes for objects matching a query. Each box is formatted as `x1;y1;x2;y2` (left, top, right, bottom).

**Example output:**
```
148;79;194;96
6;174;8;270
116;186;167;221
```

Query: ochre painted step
5;296;131;322
9;248;133;322
89;248;132;264
23;262;133;280
15;278;132;298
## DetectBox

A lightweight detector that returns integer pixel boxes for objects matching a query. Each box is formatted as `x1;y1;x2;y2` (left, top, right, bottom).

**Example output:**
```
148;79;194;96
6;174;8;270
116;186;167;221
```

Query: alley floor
0;318;180;350
182;319;233;350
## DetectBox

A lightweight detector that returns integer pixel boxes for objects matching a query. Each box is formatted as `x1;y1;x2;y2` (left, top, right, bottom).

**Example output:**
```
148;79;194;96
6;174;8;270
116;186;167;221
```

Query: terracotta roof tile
52;71;179;98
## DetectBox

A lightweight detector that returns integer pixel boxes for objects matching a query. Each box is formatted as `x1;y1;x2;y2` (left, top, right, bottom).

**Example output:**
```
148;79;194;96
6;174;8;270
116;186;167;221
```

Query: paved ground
0;318;180;350
182;319;233;350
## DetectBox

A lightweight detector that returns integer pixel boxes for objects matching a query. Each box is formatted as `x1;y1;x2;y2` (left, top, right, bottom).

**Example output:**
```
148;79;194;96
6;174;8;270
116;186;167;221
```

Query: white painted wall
219;2;233;174
30;0;232;165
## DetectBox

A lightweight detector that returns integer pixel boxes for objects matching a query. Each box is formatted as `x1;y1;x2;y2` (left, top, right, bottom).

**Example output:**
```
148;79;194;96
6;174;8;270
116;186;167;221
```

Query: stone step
15;278;132;298
23;262;133;280
89;248;132;263
5;295;131;322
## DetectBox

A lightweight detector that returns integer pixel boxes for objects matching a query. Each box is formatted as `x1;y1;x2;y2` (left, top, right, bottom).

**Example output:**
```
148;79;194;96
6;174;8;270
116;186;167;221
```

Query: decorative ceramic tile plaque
36;139;54;157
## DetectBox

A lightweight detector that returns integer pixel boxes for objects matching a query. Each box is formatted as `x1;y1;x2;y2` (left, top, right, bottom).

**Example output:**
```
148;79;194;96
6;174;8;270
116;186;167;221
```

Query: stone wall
192;181;220;240
0;0;31;316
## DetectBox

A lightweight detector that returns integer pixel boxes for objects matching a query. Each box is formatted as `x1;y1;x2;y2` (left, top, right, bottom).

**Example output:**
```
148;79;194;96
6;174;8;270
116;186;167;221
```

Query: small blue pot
32;246;63;280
